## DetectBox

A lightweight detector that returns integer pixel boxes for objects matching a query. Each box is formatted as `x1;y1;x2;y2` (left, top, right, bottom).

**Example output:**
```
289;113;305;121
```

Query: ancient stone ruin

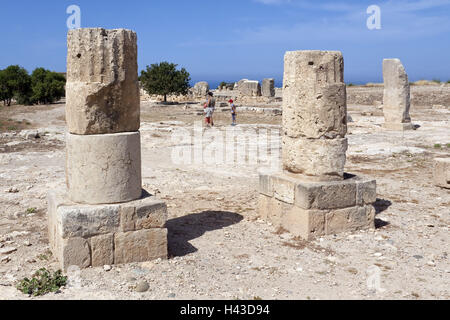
262;78;275;97
235;79;248;91
192;81;210;98
433;158;450;189
383;59;414;130
258;50;376;239
239;80;261;97
48;28;168;270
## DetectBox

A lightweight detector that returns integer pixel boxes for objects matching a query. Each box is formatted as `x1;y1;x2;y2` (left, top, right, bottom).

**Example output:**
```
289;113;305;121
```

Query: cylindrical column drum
66;132;142;204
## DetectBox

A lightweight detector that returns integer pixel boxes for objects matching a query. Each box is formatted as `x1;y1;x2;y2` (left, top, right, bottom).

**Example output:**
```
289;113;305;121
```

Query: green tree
30;68;66;104
140;62;190;102
0;70;8;105
0;65;31;106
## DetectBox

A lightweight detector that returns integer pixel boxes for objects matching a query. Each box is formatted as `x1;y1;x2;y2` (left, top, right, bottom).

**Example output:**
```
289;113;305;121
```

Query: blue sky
1;0;449;86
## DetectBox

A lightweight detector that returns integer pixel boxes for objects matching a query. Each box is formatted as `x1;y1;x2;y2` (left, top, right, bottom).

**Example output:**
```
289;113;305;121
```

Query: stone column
282;51;347;181
65;28;142;204
262;78;275;97
48;28;168;270
383;59;414;130
258;50;376;240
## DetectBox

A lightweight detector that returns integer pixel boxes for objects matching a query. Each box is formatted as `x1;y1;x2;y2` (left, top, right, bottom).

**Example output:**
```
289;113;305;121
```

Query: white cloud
384;0;450;12
253;0;450;11
180;0;450;47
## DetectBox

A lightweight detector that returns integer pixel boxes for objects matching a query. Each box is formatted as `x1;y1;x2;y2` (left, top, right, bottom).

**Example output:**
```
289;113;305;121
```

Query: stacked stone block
48;191;168;268
258;50;376;239
383;59;414;130
48;28;168;270
433;158;450;189
239;80;261;97
192;81;210;98
258;173;376;239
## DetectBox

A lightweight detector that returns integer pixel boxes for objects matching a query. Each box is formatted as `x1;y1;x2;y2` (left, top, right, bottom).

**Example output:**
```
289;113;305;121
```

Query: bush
140;62;190;102
218;81;227;89
0;66;66;106
16;268;67;296
218;82;234;90
30;68;66;104
0;65;31;106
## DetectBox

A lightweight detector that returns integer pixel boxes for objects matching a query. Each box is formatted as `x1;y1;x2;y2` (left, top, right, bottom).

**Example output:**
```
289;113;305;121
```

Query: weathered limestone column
383;59;414;130
282;51;347;181
258;50;377;240
65;28;142;204
262;78;275;97
48;28;168;270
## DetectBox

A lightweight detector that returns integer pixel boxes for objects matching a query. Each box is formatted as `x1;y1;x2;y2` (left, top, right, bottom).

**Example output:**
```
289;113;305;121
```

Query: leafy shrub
17;268;67;296
30;68;66;104
218;82;235;90
26;207;37;214
0;65;31;106
0;66;66;106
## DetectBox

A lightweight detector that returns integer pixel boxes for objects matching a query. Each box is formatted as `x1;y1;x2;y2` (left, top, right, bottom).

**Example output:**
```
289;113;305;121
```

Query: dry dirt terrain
0;86;449;300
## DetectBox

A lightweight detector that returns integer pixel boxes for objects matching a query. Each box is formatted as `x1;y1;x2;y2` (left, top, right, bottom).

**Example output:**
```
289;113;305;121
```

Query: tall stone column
258;50;376;240
262;78;275;97
282;51;347;181
48;28;168;270
383;59;414;130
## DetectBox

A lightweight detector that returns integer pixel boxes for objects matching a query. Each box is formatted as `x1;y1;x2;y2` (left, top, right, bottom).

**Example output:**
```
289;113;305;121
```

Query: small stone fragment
0;247;17;255
135;281;150;293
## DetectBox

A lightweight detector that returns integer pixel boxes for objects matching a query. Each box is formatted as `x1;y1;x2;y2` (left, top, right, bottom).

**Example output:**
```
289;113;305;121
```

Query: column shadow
166;210;243;258
373;198;392;229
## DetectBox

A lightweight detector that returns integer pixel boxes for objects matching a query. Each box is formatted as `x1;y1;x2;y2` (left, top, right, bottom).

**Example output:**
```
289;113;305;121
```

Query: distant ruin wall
347;86;450;106
140;85;450;107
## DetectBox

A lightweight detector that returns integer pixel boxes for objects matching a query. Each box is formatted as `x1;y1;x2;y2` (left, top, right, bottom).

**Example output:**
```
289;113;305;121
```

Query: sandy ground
0;91;449;300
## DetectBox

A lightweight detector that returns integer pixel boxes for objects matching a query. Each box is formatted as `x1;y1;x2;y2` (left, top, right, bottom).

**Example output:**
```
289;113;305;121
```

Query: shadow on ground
374;198;392;229
167;210;243;257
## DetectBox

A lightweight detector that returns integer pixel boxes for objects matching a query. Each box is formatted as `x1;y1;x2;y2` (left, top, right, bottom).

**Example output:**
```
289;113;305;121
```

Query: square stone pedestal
47;190;168;270
433;158;450;189
258;172;377;240
383;122;414;131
